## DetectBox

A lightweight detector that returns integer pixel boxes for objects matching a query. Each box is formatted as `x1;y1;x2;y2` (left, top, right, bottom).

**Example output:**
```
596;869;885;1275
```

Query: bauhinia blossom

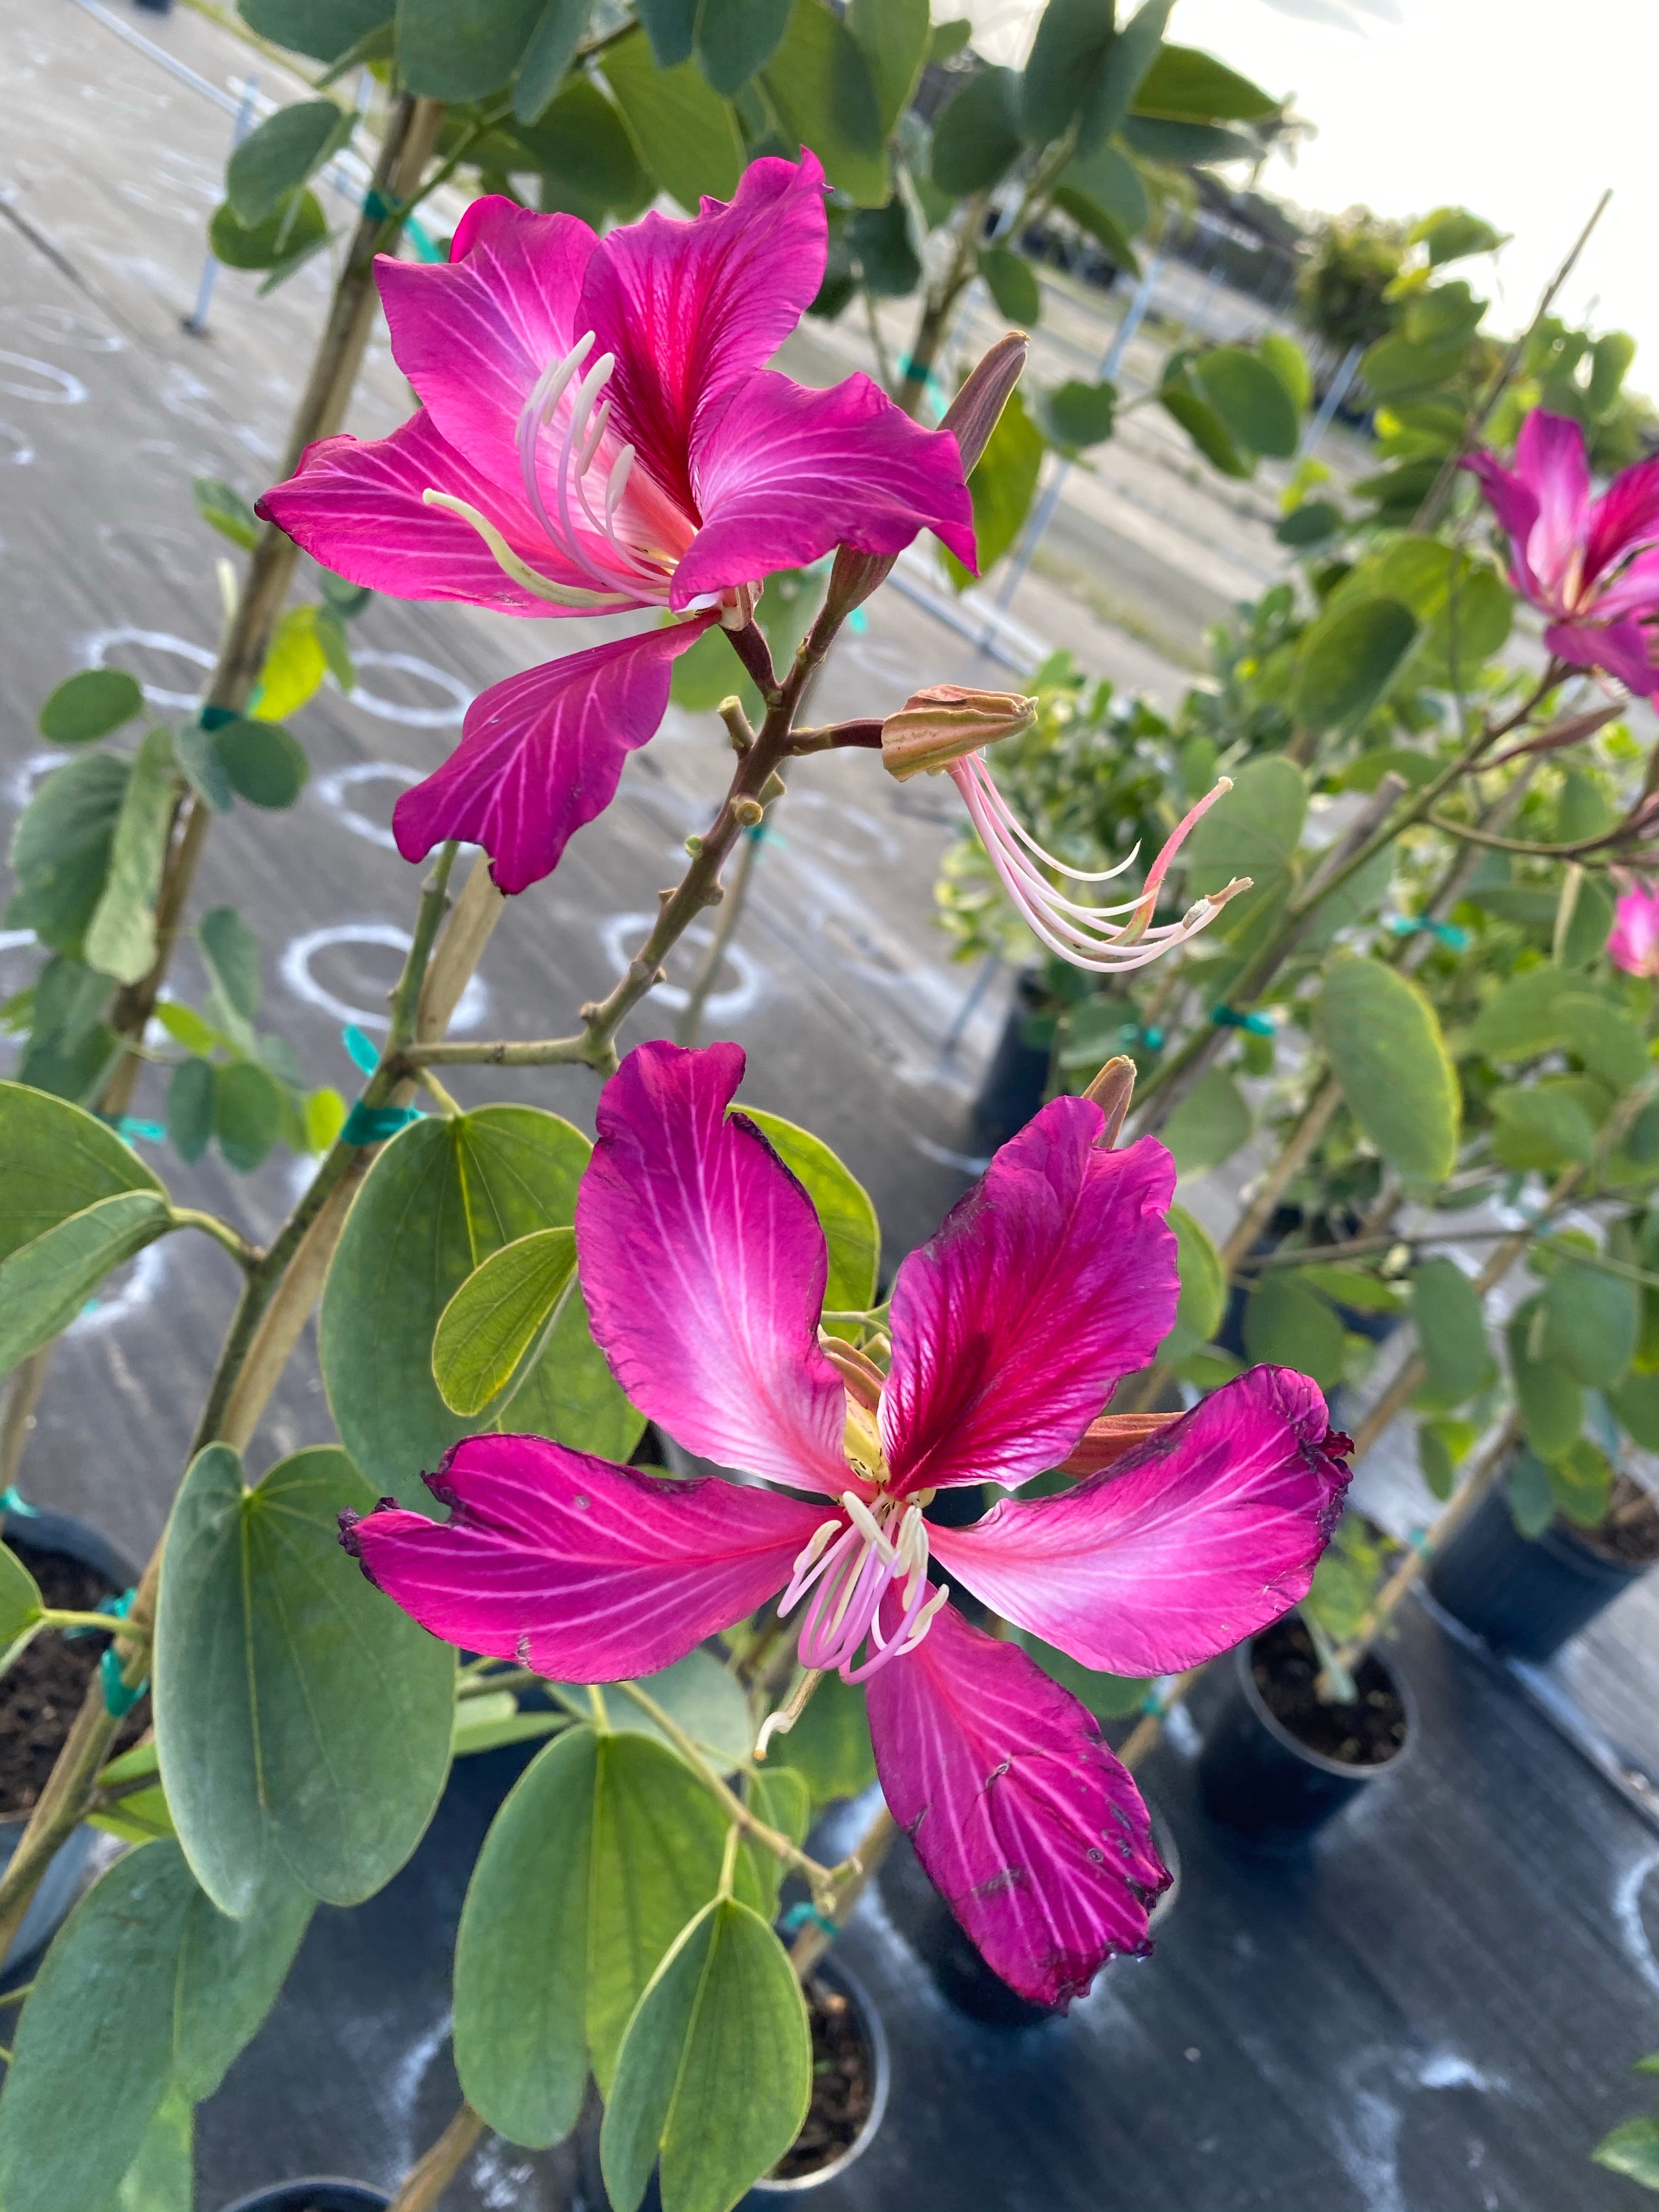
1464;409;1659;697
341;1040;1350;2006
257;155;973;892
1608;875;1659;977
882;685;1250;972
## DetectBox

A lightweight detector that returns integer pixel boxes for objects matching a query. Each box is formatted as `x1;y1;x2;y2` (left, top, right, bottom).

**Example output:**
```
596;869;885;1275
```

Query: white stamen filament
419;491;635;610
774;1489;948;1683
512;333;674;598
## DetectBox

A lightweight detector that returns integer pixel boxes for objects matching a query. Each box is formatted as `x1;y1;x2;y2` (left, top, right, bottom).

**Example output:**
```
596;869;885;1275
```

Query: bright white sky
961;0;1658;386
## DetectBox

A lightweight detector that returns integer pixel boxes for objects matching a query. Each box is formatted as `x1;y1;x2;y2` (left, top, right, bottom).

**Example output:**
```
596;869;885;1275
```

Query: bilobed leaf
1542;1257;1639;1389
1291;597;1419;733
1079;0;1171;149
252;605;328;721
849;198;920;296
7;751;129;957
759;0;887;206
603;28;746;208
154;1443;455;1916
1059;140;1148;236
1182;753;1305;910
1258;331;1312;410
213;716;309;807
1161;1069;1251;1177
1506;1447;1555;1538
320;1108;641;1500
1409;1256;1495;1408
1159;381;1251;477
941;384;1042;588
1242;1274;1346;1390
1409;205;1506;266
38;668;145;746
227;99;352;225
0;1079;165;1265
0;1841;308;2212
213;1060;285;1172
1195;346;1300;458
518;76;651;223
240;0;391;63
1277;499;1342;548
1506;1302;1582;1462
1036;377;1118;452
1133;42;1277;121
208;189;328;270
742;1108;878;1337
84;728;178;986
1314;957;1459;1183
1020;0;1116;146
929;65;1023;194
848;0;929;132
512;0;595;122
432;1226;578;1416
601;1898;811;2212
979;245;1041;326
696;0;792;93
634;0;696;66
1159;1202;1224;1362
396;0;546;99
1359;331;1468;402
0;1190;172;1375
1051;184;1139;272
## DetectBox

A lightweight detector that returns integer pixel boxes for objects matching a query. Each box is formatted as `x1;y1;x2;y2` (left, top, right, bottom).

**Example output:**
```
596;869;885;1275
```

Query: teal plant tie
1117;1022;1164;1052
1387;915;1469;951
1210;1006;1276;1037
362;188;396;222
847;606;869;634
341;1023;381;1074
1138;1686;1166;1716
341;1101;422;1146
97;1589;148;1718
778;1901;840;1940
95;1113;165;1149
0;1487;40;1517
198;703;236;731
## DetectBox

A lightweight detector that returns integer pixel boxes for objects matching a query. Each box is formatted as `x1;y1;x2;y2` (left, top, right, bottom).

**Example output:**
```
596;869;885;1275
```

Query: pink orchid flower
257;156;973;893
1464;409;1659;697
342;1041;1350;2007
1608;876;1659;977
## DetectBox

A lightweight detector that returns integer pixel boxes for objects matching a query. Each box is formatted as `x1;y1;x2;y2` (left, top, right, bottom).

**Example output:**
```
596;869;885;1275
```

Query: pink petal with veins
1515;410;1591;601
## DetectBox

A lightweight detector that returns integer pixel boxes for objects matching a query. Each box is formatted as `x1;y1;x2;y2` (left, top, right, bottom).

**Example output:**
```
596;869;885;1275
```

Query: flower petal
376;199;595;492
258;410;572;611
1515;409;1590;600
392;618;715;893
866;1593;1169;2008
669;371;975;607
879;1104;1180;1494
1587;544;1659;623
927;1367;1350;1675
1462;449;1541;599
1584;454;1659;588
341;1432;825;1679
1609;884;1659;978
579;153;828;519
575;1041;852;1496
1544;616;1659;697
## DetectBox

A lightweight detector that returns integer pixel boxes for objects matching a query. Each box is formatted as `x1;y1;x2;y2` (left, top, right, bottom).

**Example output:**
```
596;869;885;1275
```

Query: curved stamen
420;491;636;610
515;337;668;596
779;1497;946;1683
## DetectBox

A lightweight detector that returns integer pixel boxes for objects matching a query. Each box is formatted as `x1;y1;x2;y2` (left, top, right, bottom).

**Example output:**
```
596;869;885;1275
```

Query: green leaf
1276;499;1343;548
1592;2114;1659;2187
1417;1420;1457;1502
1549;1435;1615;1528
199;904;261;1025
848;0;929;133
0;1541;43;1652
930;65;1023;194
213;1059;285;1172
1119;114;1258;165
1080;0;1172;149
521;76;651;222
320;1108;640;1500
1183;753;1306;914
770;1667;875;1807
601;1898;811;2212
1135;42;1277;121
313;604;355;692
173;721;236;812
208;189;328;271
1609;1367;1659;1451
942;385;1043;588
1359;330;1468;402
1159;1202;1224;1363
252;605;328;721
84;728;177;987
7;751;129;958
112;2082;193;2212
1159;381;1251;476
0;1190;172;1375
1506;1447;1555;1538
744;1768;812;1910
1542;1257;1639;1388
741;1108;878;1335
1465;964;1578;1060
1409;205;1506;266
1161;1068;1251;1176
759;0;887;207
635;0;696;65
38;668;145;746
1242;1274;1346;1390
603;29;746;209
0;1841;308;2212
213;716;309;808
1314;957;1459;1183
155;1443;455;1915
1020;0;1116;146
1195;346;1300;458
0;1079;164;1265
1589;331;1637;417
1506;1303;1583;1461
396;0;545;99
16;956;116;1107
306;1082;348;1155
1409;1256;1495;1408
1051;184;1139;272
512;0;595;123
1292;597;1419;734
192;473;261;551
240;0;391;64
849;198;920;296
1059;139;1148;236
432;1226;578;1416
1012;1629;1152;1720
167;1058;216;1165
980;245;1041;326
1489;1084;1597;1171
227;99;352;225
1035;377;1117;452
696;0;792;94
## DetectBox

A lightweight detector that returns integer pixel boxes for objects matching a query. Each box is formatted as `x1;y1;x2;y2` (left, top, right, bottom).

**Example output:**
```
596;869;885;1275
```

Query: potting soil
1252;1615;1408;1767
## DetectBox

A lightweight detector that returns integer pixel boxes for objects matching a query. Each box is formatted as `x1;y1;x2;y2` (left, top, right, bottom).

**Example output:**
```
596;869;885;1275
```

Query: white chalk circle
279;922;488;1034
2;306;124;354
82;625;215;712
598;911;763;1024
67;1238;168;1338
343;649;472;729
313;761;422;852
0;421;35;467
0;352;88;405
7;750;69;811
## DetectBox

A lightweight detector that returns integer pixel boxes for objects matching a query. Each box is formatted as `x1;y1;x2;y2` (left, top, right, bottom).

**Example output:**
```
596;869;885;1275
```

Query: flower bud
881;685;1036;781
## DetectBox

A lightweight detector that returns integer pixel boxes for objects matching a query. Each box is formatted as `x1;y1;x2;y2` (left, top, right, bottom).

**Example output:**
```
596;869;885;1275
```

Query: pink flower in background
258;156;973;892
342;1040;1350;2007
1464;410;1659;697
1609;876;1659;977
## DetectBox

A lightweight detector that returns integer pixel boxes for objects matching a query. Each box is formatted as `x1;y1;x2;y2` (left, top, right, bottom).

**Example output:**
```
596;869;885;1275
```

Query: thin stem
675;826;761;1048
385;2101;489;2212
1117;1668;1204;1774
788;1804;896;1981
167;1207;260;1269
38;1611;149;1640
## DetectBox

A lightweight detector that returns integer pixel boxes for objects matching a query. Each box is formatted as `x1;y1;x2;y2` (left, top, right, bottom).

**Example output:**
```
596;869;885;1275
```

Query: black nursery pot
217;2186;387;2212
1427;1482;1655;1662
1;1508;139;1974
880;1801;1181;2028
1198;1630;1416;1847
972;972;1052;1150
